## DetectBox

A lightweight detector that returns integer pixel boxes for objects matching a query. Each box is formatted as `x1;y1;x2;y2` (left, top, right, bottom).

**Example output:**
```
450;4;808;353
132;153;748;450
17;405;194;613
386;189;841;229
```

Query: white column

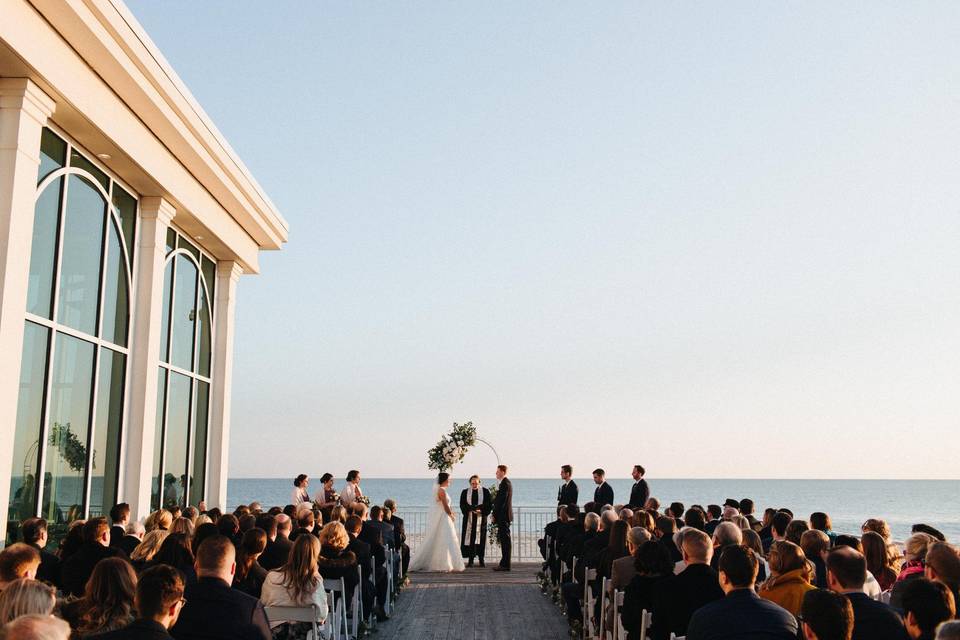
207;261;242;510
122;197;175;521
0;79;55;546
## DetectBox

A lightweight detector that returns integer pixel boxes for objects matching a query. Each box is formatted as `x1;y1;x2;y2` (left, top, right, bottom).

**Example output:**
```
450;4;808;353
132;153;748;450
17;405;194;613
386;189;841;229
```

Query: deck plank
377;563;568;640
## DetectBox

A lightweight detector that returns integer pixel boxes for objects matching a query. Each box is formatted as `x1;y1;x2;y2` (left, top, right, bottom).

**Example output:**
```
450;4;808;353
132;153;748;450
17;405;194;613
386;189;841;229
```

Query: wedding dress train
409;485;465;572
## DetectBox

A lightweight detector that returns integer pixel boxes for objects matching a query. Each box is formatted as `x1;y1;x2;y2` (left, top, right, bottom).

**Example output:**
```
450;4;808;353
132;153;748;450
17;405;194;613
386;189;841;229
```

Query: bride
409;472;465;572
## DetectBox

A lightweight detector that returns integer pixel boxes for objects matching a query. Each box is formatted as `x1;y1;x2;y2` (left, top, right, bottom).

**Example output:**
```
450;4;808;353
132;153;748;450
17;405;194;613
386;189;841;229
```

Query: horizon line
227;476;960;481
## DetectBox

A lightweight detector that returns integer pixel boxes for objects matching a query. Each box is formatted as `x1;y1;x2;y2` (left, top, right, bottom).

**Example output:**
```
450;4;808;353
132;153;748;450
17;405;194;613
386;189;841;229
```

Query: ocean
227;477;960;541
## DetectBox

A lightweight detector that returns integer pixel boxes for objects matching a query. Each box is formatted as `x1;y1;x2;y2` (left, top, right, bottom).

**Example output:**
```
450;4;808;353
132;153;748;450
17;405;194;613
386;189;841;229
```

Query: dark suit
627;479;649;509
685;589;798;640
259;534;293;571
384;514;409;575
118;535;141;558
558;480;578;506
170;577;271;640
27;543;60;587
60;542;125;597
623;574;673;640
651;563;724;639
97;619;173;640
492;477;513;568
110;525;126;548
845;592;910;640
594;481;614;506
347;535;379;617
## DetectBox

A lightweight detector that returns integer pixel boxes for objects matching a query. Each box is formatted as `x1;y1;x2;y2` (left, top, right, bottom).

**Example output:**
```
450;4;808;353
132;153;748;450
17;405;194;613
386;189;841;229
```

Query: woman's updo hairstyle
319;473;333;484
294;474;308;487
437;472;450;485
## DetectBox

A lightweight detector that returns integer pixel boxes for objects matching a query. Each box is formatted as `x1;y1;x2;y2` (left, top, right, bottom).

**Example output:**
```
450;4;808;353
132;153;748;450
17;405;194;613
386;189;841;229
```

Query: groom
491;464;513;571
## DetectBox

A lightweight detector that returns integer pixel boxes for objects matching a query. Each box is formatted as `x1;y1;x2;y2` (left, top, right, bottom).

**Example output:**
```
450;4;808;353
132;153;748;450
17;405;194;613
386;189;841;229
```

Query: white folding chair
669;635;686;640
347;565;362;639
323;578;349;640
599;577;610;640
638;609;653;640
583;568;598;640
613;590;626;640
384;548;395;614
879;590;892;604
264;603;326;640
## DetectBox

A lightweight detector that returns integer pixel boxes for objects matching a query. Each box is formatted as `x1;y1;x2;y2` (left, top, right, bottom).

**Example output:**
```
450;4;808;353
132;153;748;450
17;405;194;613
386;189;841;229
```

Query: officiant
459;475;492;567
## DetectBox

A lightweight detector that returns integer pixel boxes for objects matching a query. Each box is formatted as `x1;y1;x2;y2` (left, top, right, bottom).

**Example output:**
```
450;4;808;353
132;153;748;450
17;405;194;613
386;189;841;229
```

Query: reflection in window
151;368;167;511
171;256;197;371
27;178;63;319
90;349;125;517
163;372;191;509
189;381;210;507
57;175;106;335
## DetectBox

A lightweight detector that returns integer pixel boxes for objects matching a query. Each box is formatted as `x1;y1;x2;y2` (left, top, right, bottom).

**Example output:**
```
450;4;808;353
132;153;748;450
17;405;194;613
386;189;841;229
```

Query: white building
0;0;288;545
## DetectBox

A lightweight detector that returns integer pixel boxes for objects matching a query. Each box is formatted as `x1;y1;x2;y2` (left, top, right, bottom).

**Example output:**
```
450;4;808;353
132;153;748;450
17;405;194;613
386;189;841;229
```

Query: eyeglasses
178;597;188;607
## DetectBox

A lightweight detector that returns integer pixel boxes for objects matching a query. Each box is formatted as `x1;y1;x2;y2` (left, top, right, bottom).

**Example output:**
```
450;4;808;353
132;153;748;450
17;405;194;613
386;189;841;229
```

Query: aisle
377;563;569;640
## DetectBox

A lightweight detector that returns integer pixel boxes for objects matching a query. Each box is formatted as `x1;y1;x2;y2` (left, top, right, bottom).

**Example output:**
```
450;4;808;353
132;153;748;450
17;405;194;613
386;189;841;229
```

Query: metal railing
399;506;555;562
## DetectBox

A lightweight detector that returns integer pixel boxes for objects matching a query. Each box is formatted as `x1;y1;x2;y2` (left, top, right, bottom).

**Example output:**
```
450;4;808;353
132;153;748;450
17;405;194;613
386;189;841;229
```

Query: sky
124;2;960;479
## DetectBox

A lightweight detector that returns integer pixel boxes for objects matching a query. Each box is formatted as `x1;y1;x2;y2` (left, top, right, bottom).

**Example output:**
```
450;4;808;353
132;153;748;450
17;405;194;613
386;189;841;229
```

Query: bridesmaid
291;474;310;507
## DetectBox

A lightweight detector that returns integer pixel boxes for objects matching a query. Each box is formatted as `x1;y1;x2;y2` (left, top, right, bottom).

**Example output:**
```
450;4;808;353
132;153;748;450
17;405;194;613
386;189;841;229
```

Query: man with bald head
170;535;270;640
653;528;725;638
826;546;908;640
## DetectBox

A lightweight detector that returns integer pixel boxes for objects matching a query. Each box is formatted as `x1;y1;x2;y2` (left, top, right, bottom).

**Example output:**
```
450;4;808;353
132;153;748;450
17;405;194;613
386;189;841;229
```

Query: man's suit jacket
259;534;293;571
60;542;124;597
652;562;725;638
492;478;513;523
98;619;173;640
170;577;271;640
347;534;373;580
685;589;798;640
611;554;637;590
846;592;910;640
628;479;649;509
118;535;141;558
110;525;126;548
359;521;387;567
594;481;614;507
27;543;60;587
558;481;578;506
385;515;405;546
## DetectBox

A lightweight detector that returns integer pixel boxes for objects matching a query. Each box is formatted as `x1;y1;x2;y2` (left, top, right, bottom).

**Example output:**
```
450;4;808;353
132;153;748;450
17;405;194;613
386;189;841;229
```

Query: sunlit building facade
0;0;288;544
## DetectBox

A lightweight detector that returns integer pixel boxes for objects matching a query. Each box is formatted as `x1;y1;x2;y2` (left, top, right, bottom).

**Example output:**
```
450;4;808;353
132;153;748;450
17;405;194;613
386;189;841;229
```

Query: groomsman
460;475;492;567
491;465;513;571
593;468;614;506
627;465;650;509
557;465;578;506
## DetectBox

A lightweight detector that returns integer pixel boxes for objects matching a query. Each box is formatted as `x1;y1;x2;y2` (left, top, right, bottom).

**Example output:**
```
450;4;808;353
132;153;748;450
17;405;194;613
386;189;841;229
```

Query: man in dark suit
258;514;293;571
118;521;145;558
170;536;270;640
383;499;409;576
627;465;649;509
60;517;125;597
557;465;578;506
491;464;513;571
109;503;130;548
19;517;61;587
826;547;909;640
592;468;614;507
345;515;380;623
98;565;185;640
651;528;725;639
685;546;798;640
369;506;395;550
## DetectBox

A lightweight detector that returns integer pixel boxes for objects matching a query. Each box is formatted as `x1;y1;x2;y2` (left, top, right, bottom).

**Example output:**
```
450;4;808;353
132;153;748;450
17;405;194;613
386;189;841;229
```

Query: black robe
460;486;491;559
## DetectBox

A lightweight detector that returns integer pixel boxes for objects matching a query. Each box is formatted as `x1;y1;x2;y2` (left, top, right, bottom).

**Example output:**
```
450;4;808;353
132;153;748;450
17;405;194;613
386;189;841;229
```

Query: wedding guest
657;516;682;563
383;499;409;575
826;546;908;640
730;514;751;531
558;465;578;506
0;614;71;639
798;588;854;640
329;506;347;524
145;510;173;533
119;521;146;558
686;546;798;640
901;579;956;640
861;518;892;541
759;508;777;538
150;534;197;585
345;515;379;621
191;523;218;557
60;521;86;562
96;565;186;640
18;518;59;587
787;520;811;546
60;518;125;597
937;622;960;639
217;514;241;546
610;527;651;595
913;525;946;542
668;502;685;521
892;533;939;608
648;529;721;639
834;535;883;599
709;522;742;572
742;529;769;582
291;474;310;507
232;528;268;598
370;506;395;551
622;541;675;640
810;512;838;545
259;515;292;572
740;499;760;530
684;508;706;532
61;557;136;636
763;511;792;552
801;529;831;588
632;510;656;532
170;535;271;640
109;504;130;548
592;469;614;507
184;506;199;524
863;531;899;592
260;534;329;634
925;542;960;609
0;578;55;624
627;466;649;510
340;470;364;507
759;541;816;616
317;523;365;619
703;505;722;536
289;510;317;541
131;530;168;572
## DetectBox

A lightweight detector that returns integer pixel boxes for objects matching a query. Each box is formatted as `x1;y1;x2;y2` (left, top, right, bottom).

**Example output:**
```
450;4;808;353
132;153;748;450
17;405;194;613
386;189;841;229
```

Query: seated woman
261;534;329;639
129;529;168;573
862;531;898;592
622;541;675;640
316;522;359;606
757;540;815;616
147;533;197;584
234;528;269;598
0;578;56;624
60;557;136;636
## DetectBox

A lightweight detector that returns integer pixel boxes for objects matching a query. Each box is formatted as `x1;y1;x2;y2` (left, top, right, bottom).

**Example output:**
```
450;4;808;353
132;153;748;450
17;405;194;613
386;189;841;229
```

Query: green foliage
426;421;477;472
47;422;87;473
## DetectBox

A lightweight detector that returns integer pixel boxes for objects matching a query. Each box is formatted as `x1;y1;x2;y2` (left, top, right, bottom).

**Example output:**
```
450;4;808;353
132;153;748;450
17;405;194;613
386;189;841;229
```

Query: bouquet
427;421;477;472
357;495;371;507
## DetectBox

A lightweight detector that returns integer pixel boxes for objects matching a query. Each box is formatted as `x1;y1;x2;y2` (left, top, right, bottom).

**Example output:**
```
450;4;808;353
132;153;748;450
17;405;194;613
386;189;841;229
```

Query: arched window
7;127;136;544
151;229;216;510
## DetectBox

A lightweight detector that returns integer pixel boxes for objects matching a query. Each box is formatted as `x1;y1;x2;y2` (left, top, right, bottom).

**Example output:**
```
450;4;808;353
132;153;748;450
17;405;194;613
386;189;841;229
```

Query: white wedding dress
409;485;465;573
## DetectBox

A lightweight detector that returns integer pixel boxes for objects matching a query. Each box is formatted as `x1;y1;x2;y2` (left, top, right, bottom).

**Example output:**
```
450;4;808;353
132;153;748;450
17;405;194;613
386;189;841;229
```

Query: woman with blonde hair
317;522;359;612
861;518;891;542
758;541;815;616
170;516;195;539
0;578;55;623
144;509;173;532
130;529;168;571
260;534;328;635
328;505;347;524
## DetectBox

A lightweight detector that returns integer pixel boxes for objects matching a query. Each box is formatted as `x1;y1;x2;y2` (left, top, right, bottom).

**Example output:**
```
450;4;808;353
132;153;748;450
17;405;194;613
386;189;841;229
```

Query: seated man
346;515;383;622
59;517;124;597
826;546;909;640
652;528;724;639
0;542;40;591
259;514;293;571
98;565;186;639
18;518;60;586
900;578;956;640
170;535;270;640
798;588;854;640
383;500;409;576
119;521;146;558
686;545;798;640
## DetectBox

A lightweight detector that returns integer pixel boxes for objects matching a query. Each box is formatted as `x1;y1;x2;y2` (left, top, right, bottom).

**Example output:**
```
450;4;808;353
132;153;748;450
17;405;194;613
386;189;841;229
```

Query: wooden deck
376;563;570;640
